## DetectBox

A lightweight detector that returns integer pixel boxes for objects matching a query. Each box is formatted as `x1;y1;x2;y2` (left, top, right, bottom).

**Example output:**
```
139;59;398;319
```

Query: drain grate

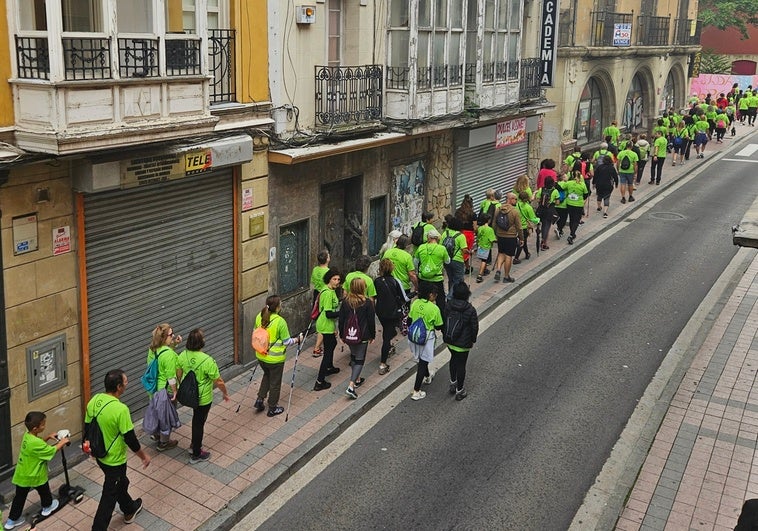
649;212;686;221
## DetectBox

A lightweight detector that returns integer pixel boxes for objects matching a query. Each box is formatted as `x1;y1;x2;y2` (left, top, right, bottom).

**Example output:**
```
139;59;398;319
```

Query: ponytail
150;323;171;351
261;295;281;328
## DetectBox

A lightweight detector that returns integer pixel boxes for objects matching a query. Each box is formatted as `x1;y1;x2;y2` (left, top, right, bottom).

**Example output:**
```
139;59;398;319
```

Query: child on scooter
4;411;69;530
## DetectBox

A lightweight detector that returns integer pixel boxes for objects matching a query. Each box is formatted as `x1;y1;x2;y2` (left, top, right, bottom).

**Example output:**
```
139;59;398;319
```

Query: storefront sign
539;0;559;87
613;23;632;47
122;153;184;188
13;213;38;255
52;226;71;256
495;118;527;148
185;149;213;175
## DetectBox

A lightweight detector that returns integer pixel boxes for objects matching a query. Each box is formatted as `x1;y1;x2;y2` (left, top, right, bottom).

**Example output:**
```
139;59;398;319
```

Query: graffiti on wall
392;160;425;237
690;74;758;100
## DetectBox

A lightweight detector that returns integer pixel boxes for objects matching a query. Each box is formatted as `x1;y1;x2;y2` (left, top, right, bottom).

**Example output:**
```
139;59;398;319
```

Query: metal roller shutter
83;172;234;414
454;141;529;210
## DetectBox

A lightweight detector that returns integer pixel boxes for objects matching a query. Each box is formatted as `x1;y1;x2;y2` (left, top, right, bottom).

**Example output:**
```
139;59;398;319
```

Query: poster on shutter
52;226;71;256
495;118;527;148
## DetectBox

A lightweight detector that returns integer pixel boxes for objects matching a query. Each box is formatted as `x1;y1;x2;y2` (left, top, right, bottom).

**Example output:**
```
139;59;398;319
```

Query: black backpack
477;202;497;225
443;309;465;345
619;154;632;171
177;357;210;409
495;210;511;231
411;223;426;247
87;400;117;459
442;230;459;259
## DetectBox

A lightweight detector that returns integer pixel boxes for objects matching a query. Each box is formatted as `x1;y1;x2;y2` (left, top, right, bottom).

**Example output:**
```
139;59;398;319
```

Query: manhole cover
649;212;686;221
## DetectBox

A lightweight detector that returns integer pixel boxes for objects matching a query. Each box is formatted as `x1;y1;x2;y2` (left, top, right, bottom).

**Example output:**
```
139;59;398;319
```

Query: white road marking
734;144;758;156
721;158;758;163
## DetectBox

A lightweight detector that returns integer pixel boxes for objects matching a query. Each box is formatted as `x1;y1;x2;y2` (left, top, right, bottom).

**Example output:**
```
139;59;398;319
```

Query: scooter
29;430;85;529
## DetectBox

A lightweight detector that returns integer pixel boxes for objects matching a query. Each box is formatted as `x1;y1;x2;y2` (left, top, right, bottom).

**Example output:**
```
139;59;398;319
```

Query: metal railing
314;64;382;128
63;37;111;80
590;11;634;46
674;18;701;45
519;58;542;100
637;15;670;46
15;36;49;80
386;66;409;90
209;29;236;103
165;37;202;75
118;37;159;78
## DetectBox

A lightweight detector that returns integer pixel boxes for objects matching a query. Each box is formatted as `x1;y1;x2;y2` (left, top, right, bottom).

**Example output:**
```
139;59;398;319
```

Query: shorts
596;190;611;206
694;132;708;146
476;248;492;264
496;237;518;257
618;173;634;185
673;144;685;154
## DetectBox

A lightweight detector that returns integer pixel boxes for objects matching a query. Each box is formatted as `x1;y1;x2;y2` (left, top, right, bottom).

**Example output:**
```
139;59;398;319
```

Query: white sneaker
41;498;59;517
422;371;435;385
4;517;26;530
411;390;426;401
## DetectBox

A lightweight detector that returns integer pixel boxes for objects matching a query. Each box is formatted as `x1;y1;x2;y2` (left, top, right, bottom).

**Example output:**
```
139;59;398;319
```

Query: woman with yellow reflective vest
253;295;303;417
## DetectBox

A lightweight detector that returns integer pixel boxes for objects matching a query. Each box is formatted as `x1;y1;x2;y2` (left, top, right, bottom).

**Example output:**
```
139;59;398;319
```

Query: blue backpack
141;347;166;394
408;317;428;345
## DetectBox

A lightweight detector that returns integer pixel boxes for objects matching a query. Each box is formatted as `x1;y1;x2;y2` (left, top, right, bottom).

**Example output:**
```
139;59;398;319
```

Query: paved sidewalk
615;247;758;531
2;126;755;531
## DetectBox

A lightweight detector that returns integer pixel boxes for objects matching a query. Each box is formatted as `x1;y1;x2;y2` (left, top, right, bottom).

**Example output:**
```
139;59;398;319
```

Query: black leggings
378;316;399;364
567;205;584;238
191;403;212;457
515;228;529;259
448;349;469;391
414;360;430;391
317;333;337;382
556;208;569;232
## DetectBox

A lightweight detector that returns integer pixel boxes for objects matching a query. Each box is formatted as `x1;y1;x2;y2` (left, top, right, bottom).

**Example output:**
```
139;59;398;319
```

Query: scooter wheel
74;493;84;503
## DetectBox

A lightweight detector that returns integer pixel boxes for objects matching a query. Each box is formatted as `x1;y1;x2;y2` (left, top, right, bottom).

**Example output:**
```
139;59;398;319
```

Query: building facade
264;0;551;334
0;0;271;482
542;0;701;160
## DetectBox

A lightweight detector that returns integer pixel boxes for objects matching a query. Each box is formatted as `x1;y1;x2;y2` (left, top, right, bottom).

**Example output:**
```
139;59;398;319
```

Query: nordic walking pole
285;320;314;422
235;364;259;413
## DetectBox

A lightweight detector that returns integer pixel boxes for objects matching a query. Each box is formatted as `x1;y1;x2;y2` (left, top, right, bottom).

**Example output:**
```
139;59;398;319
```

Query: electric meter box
296;5;316;24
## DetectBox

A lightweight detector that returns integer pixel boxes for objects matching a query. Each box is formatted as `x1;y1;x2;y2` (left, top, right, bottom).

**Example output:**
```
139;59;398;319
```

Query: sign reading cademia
539;0;559;87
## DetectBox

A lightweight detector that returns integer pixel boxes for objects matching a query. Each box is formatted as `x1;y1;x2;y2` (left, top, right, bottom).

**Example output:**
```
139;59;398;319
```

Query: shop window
574;77;604;143
623;74;644;132
279;221;309;295
368;196;387;256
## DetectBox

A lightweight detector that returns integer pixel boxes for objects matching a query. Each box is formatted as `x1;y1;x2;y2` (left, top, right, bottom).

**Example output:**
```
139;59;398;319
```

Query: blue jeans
444;260;465;300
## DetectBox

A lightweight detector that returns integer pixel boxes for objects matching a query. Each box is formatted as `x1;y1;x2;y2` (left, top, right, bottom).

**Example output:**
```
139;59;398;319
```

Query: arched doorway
622;74;644;132
660;71;676;114
574;77;605;143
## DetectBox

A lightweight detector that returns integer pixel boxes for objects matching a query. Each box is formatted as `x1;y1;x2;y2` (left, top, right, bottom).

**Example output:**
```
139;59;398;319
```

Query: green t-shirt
653;136;668;157
311;265;329;292
12;431;57;487
559;179;588;207
146;346;178;394
476;225;496;251
694;119;709;134
414;242;450;282
316;288;339;334
479;200;501;217
603;125;620;145
85;394;133;466
617;149;639;174
383;247;415;290
176;350;220;407
747;95;758;108
739;97;750;110
409;298;443;331
343;271;376;298
441;228;468;262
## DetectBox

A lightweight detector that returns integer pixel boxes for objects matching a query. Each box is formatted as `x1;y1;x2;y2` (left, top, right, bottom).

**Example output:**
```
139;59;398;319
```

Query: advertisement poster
495;118;527;148
52;226;71;256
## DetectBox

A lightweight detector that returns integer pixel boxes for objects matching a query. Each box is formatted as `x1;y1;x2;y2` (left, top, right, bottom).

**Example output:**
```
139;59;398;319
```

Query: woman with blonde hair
143;323;182;450
338;277;376;399
512;174;534;201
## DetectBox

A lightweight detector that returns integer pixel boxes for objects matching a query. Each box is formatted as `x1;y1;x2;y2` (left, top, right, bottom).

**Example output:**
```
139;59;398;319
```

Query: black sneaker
267;406;284;417
455;389;468;401
189;450;211;464
567;235;575;245
124;498;143;524
313;380;331;391
345;387;358;399
325;367;341;375
253;398;265;412
628;195;635;202
449;381;457;394
620;197;626;204
494;271;501;281
513;258;521;264
503;276;515;283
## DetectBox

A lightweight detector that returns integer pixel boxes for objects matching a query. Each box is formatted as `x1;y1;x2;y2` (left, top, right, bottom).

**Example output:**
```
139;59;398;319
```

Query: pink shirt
536;168;558;190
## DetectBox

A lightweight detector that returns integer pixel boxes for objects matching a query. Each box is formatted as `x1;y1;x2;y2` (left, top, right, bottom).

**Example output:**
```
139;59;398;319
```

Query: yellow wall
233;0;269;103
0;0;13;126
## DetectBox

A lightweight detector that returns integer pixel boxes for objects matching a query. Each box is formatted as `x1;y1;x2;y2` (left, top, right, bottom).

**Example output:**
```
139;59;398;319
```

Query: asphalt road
251;156;758;531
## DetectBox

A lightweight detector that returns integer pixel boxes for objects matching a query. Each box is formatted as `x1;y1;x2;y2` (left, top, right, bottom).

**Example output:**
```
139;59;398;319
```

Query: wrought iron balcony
63;37;112;80
118;37;159;78
674;18;701;45
209;29;236;103
637;15;671;46
519;58;542;100
15;36;49;80
314;65;382;129
590;11;634;46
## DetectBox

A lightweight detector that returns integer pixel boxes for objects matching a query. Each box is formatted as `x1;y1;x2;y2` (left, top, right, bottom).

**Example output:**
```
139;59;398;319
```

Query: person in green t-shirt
383;235;418;296
408;283;444;401
176;329;230;464
475;214;496;282
5;412;70;529
692;114;710;159
144;323;182;451
649;131;669;185
414;229;450;315
344;255;377;300
602;121;621;146
85;369;150;530
310;249;330;357
514;191;540;262
616;146;639;203
441;215;469;301
314;270;342;392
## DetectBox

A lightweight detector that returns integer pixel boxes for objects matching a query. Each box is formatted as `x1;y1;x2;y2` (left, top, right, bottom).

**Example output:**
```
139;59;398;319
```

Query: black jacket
444;299;479;349
338;299;376;342
592;164;618;193
374;274;405;320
